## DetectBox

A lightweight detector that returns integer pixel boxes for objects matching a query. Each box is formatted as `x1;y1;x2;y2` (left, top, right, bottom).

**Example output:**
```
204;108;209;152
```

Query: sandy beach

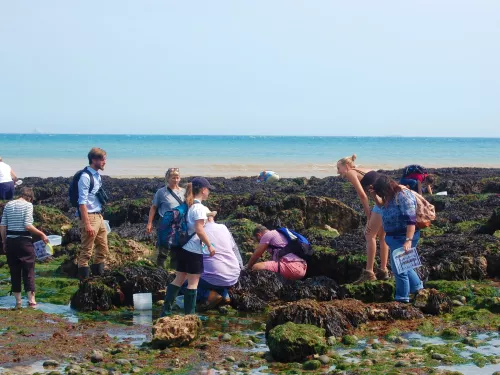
7;157;500;179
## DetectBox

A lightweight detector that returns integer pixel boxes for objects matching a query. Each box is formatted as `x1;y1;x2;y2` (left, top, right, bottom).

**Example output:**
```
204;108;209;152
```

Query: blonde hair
87;147;106;164
184;182;203;207
337;154;357;168
165;168;180;185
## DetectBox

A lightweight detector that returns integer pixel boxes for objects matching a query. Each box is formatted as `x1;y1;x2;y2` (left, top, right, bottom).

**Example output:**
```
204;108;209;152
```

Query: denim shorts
372;205;384;215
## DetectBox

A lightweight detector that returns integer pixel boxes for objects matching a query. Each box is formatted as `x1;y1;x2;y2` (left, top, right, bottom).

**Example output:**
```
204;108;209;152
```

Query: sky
0;1;499;137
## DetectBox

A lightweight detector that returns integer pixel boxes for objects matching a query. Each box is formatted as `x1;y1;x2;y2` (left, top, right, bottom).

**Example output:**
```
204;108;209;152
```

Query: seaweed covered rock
480;208;500;235
419;234;492;280
280;276;345;302
306;230;368;284
33;205;73;240
413;289;453;315
152;315;202;348
70;279;117;311
229;270;344;311
266;299;367;338
267;322;327;362
343;280;395;303
59;235;155;278
70;263;174;311
368;302;424;321
230;270;285;309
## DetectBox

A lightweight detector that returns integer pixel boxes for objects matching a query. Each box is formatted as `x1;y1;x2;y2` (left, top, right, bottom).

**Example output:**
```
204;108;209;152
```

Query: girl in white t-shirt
161;177;216;316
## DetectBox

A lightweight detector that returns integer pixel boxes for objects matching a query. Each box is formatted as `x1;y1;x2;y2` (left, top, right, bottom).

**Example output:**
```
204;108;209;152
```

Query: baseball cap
360;171;380;188
192;177;216;190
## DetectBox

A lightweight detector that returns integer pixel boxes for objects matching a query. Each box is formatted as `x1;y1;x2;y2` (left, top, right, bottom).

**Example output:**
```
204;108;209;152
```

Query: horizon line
1;133;500;139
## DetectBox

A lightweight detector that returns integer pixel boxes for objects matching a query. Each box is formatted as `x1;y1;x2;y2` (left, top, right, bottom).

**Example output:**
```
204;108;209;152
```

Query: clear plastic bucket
47;235;62;246
133;293;152;310
104;220;111;234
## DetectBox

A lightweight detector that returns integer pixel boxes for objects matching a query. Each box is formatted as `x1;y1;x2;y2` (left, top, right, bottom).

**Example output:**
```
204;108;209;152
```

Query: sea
1;134;499;178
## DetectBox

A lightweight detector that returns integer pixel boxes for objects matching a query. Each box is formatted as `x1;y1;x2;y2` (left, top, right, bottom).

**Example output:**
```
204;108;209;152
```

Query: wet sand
7;157;500;179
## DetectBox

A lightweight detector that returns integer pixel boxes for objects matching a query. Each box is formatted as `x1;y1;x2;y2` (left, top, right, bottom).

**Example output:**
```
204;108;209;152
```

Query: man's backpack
273;227;314;261
402;165;428;178
69;168;94;208
157;202;194;249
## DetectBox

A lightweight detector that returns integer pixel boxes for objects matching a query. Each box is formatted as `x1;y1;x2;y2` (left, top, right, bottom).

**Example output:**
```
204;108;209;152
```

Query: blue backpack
273;227;313;261
402;165;428;178
157;202;194;249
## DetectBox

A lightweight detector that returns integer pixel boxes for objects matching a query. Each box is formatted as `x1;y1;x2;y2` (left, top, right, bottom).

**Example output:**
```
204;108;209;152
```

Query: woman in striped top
0;187;48;308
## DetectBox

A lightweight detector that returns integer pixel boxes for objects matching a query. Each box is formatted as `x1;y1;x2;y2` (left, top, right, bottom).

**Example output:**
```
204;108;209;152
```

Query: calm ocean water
1;134;499;177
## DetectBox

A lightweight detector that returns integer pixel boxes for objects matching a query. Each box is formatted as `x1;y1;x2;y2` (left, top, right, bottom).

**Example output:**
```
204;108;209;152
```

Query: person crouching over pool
161;177;216;316
246;225;307;280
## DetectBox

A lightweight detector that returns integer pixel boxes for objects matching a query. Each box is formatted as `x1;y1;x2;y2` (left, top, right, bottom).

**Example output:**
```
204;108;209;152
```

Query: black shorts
176;249;204;274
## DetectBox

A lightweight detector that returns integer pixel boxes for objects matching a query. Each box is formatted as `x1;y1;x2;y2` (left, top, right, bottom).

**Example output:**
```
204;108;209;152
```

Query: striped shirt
0;199;34;238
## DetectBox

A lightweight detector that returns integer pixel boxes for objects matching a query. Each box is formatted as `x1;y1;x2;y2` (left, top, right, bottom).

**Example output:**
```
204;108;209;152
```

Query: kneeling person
247;225;307;280
192;212;243;310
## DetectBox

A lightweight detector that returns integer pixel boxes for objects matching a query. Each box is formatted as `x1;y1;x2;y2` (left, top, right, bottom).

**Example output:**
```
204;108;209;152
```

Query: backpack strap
84;169;95;194
167;187;184;206
76;168;95;218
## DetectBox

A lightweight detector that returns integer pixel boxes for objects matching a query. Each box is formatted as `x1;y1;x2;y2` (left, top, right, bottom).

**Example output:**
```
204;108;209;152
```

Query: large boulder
343;280;395;303
70;263;174;311
267;322;327;362
209;193;361;233
419;234;493;280
152;315;202;348
229;270;344;312
266;299;367;338
368;302;424;321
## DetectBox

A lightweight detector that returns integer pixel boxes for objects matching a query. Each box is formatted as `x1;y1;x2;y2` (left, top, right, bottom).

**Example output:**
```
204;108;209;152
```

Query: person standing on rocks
247;226;307;280
76;148;109;281
337;155;389;283
146;168;186;268
0;187;48;308
0;156;18;200
372;175;423;303
161;177;216;316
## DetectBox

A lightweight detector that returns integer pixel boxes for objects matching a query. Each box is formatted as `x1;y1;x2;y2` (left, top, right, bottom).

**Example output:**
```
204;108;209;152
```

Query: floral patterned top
380;190;417;235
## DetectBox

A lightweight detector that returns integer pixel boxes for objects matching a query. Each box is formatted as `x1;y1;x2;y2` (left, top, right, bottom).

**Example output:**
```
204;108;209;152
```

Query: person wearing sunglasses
146;168;186;268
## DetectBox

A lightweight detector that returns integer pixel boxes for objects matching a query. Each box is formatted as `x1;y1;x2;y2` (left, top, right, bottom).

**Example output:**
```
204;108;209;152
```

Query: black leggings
6;237;36;293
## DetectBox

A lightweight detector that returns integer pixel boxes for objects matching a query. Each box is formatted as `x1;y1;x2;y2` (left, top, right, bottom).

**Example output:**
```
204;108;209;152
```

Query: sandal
15;301;22;309
28;302;37;308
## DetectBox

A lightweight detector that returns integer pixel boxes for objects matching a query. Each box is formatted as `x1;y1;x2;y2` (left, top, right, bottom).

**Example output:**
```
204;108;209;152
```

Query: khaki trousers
78;214;109;268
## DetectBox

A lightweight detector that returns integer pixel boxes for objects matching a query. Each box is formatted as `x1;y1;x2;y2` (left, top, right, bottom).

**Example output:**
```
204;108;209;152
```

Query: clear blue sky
1;1;499;137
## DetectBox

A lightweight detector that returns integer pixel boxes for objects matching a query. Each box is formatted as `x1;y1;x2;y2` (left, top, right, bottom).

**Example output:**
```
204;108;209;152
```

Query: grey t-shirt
152;186;186;217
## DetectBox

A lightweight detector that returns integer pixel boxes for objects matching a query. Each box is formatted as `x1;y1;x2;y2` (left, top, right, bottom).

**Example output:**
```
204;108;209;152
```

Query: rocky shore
1;167;500;374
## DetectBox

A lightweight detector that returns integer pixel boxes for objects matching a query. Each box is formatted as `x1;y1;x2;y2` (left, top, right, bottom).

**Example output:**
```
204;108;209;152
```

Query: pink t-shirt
260;230;306;263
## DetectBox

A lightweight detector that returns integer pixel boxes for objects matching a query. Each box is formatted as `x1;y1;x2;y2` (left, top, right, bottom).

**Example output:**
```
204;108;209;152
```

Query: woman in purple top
372;175;423;303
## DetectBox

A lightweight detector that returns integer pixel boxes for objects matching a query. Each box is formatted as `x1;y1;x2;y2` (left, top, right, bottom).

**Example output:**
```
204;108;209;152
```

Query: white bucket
47;235;62;246
435;191;448;196
133;293;152;310
104;220;111;234
175;295;184;309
